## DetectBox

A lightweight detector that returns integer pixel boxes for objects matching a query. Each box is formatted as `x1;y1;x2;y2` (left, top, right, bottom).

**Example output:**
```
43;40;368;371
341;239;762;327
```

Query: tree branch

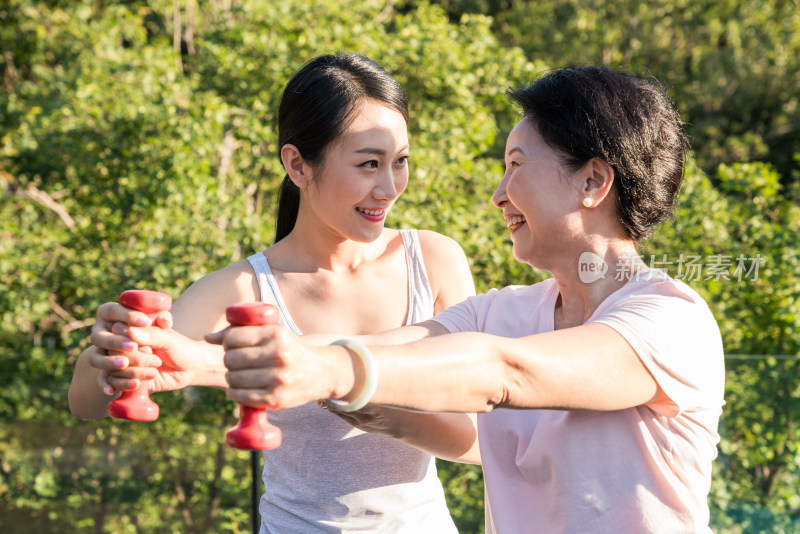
16;183;75;229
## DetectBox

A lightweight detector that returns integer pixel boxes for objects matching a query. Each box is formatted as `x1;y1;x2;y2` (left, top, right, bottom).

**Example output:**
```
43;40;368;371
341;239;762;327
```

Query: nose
373;168;402;201
492;170;510;208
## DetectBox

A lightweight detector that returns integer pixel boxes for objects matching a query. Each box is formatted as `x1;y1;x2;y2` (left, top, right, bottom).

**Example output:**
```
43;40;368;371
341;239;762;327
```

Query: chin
512;245;545;271
511;241;531;262
352;228;384;244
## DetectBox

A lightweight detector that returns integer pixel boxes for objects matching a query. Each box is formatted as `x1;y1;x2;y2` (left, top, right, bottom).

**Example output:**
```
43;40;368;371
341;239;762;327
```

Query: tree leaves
2;0;798;531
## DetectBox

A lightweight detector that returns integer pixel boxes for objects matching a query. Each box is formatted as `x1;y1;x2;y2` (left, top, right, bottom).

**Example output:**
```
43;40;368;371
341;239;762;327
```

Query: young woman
215;66;726;534
69;53;476;533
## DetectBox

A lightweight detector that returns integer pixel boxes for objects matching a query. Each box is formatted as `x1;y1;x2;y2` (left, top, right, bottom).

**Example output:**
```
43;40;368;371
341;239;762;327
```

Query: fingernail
113;358;126;369
133;316;149;327
103;386;114;396
121;341;137;351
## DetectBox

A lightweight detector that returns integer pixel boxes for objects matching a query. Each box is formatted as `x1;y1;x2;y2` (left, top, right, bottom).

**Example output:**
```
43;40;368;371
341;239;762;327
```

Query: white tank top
248;229;457;533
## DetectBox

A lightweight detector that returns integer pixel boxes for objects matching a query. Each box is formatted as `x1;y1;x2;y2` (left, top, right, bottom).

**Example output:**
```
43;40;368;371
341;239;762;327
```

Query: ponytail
274;175;300;243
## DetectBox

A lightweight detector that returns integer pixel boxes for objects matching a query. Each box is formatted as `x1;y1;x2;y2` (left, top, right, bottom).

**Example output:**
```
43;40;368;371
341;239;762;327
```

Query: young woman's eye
396;156;409;166
359;160;379;169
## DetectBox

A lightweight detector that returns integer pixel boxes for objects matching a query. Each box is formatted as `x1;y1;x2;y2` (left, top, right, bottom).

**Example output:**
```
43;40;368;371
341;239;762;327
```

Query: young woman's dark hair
507;66;690;241
274;53;410;242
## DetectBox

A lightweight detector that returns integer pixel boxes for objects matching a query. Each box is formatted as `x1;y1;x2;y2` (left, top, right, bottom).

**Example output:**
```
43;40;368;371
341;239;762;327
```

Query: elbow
483;384;512;412
482;357;512;411
68;400;91;420
68;391;106;420
481;349;518;411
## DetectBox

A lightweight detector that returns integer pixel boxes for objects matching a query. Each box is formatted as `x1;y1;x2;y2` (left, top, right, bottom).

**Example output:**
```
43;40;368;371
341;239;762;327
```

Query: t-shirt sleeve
432;289;498;334
594;281;725;418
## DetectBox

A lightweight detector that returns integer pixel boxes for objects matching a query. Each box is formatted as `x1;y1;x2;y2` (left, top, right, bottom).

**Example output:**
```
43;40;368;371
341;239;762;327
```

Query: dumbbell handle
225;302;283;450
106;290;172;421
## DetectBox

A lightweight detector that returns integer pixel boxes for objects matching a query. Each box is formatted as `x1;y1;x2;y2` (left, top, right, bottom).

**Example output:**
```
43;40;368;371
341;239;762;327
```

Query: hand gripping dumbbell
106;289;173;421
224;302;283;450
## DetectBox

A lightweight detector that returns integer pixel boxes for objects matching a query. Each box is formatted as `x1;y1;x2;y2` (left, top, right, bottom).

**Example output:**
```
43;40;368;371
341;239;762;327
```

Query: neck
269;220;386;273
550;238;645;329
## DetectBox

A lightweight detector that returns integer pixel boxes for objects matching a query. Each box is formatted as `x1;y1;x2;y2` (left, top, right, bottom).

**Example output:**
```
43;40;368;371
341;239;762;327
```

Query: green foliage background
1;0;798;532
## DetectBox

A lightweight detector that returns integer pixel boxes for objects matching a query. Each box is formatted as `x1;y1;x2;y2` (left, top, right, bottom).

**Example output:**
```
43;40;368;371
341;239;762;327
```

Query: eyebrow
506;146;525;157
354;144;410;156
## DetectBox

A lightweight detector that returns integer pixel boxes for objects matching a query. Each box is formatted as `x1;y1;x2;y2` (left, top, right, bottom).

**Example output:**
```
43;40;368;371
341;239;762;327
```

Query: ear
280;144;312;189
580;158;615;208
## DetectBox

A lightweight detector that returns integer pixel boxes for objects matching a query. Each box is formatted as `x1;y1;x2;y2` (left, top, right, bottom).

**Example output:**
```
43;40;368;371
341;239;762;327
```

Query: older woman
214;66;725;533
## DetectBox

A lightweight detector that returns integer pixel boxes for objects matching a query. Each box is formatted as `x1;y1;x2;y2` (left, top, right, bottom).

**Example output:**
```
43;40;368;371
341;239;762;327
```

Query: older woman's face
492;118;585;268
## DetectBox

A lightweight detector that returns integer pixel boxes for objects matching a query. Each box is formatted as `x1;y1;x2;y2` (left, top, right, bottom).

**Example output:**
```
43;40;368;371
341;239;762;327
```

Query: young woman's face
304;100;409;243
492;118;585;267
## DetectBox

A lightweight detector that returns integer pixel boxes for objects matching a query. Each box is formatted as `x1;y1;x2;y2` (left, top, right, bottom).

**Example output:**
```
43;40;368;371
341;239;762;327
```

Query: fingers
91;320;138;352
325;407;360;425
218;325;328;409
97;371;115;396
92;303;174;350
221;325;286;350
87;346;162;372
106;375;143;392
225;388;278;409
97;370;146;394
127;324;177;353
204;328;226;345
226;365;279;390
152;311;173;329
97;301;153;327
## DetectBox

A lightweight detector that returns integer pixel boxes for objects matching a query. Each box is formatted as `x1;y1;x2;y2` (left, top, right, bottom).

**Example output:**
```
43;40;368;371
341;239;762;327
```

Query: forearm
382;411;481;464
68;349;114;419
303;320;446;347
331;332;507;413
189;356;229;389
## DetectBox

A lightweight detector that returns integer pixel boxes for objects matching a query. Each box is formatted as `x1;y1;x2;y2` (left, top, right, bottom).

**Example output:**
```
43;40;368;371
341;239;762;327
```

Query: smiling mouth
506;215;526;230
356;208;386;220
357;207;385;216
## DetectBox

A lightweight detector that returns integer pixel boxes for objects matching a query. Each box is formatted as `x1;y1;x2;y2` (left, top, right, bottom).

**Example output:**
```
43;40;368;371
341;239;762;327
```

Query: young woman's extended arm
68;261;255;419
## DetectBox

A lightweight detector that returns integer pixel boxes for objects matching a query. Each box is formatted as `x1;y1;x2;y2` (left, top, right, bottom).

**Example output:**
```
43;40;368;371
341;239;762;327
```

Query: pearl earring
582;198;592;208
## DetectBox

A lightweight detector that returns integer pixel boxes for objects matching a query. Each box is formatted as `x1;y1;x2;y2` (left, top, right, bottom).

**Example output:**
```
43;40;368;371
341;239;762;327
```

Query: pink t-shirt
433;271;725;534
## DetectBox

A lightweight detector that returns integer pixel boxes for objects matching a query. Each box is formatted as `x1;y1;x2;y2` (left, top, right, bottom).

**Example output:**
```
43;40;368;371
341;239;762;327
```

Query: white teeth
358;208;384;216
506;216;526;229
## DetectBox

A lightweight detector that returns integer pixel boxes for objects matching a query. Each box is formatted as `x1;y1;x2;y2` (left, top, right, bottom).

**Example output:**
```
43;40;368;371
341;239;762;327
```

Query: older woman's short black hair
508;66;690;241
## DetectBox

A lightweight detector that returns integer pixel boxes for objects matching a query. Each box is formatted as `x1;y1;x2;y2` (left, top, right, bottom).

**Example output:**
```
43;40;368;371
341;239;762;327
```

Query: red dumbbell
106;289;173;421
225;302;283;450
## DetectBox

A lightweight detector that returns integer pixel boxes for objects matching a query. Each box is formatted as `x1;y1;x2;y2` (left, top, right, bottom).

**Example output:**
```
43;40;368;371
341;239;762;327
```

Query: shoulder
614;272;717;321
186;259;255;298
415;229;471;278
413;229;476;310
594;272;723;359
475;279;557;309
173;258;260;325
415;229;467;258
594;273;725;414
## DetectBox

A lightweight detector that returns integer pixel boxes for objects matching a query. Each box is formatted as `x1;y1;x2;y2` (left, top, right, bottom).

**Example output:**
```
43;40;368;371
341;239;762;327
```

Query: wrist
326;339;378;412
326;344;357;401
198;341;227;375
191;370;228;389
